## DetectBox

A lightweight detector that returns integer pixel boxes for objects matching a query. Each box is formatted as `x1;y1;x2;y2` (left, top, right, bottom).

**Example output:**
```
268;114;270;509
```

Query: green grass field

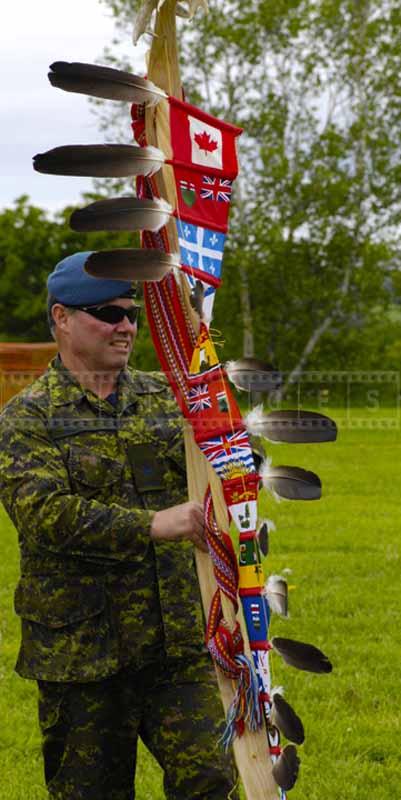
1;407;400;799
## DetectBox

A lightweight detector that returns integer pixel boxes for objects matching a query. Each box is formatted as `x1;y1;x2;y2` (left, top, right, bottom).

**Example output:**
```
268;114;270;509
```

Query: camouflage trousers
37;653;239;800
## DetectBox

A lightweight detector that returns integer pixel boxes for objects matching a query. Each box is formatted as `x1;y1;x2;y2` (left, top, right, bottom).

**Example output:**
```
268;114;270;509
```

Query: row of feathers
38;55;333;795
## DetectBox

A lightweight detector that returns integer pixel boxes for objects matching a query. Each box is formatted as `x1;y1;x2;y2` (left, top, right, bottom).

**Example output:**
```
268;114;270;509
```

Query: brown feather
189;280;205;317
84;249;179;282
70;197;172;233
271;693;305;744
257;409;337;443
33;144;165;178
261;464;322;500
49;61;166;104
272;636;332;674
272;744;300;791
257;521;269;556
226;358;282;392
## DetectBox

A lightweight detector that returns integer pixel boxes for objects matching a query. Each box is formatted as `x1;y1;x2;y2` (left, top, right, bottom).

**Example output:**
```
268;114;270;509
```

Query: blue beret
47;251;135;306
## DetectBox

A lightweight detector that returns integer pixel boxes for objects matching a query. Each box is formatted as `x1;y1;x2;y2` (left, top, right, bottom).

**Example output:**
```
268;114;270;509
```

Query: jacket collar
48;355;164;412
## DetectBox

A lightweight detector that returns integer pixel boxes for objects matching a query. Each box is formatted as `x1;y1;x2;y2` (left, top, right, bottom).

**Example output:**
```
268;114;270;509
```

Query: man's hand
150;501;208;552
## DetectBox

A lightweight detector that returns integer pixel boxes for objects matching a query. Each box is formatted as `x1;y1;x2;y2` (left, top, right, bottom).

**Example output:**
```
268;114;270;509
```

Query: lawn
0;406;400;799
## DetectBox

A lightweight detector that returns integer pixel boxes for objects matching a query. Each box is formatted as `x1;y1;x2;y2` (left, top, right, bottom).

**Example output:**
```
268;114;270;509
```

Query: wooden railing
0;343;57;408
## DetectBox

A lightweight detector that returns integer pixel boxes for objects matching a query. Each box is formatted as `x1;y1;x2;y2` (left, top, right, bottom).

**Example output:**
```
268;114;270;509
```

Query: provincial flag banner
174;166;233;233
176;219;225;285
186;343;244;438
189;322;221;375
230;498;258;533
198;429;255;480
241;596;269;642
169;96;243;178
222;473;259;533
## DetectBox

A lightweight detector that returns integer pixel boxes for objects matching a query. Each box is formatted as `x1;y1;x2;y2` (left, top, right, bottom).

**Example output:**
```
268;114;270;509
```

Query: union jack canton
200;176;233;202
188;383;212;413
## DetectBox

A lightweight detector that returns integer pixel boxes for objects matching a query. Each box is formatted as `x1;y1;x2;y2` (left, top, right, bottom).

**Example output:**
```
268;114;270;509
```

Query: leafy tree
0;195;158;369
94;0;401;379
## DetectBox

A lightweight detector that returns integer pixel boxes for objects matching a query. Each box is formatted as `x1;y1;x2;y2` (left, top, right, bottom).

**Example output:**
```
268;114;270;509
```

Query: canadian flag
188;116;223;169
169;96;242;177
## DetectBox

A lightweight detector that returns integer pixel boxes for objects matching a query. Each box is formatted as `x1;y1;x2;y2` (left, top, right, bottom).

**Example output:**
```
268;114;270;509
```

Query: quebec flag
176;220;226;283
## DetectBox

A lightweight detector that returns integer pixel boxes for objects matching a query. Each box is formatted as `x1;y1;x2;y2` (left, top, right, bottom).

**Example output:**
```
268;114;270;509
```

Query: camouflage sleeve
0;404;155;563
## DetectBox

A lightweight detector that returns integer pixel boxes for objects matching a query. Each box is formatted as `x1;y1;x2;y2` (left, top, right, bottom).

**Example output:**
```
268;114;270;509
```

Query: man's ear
51;304;71;333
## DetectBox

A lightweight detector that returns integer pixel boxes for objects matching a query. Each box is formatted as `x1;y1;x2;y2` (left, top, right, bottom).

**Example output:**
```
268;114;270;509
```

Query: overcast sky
1;0;145;212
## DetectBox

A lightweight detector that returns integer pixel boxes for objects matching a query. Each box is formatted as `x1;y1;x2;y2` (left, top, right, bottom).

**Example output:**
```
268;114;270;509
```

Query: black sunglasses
73;304;140;325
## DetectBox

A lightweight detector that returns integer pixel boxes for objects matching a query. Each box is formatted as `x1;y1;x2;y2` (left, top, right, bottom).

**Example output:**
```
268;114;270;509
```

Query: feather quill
226;358;282;392
271;693;305;745
246;406;279;442
84;249;179;282
70;197;172;233
33;144;165;178
247;408;337;444
49;61;166;105
271;636;332;674
272;744;300;791
260;461;322;501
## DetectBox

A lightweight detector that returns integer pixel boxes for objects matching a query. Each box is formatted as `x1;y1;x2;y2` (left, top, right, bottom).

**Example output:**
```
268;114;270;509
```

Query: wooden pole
144;2;277;795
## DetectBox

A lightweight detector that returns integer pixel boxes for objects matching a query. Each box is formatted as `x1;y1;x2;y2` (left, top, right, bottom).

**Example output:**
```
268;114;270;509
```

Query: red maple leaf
194;130;218;155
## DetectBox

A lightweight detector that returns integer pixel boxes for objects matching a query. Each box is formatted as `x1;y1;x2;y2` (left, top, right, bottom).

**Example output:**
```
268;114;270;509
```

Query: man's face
57;297;138;373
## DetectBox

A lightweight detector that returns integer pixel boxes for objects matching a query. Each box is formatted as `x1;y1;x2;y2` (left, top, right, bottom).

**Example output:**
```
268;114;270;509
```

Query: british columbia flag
188;384;212;413
200;176;233;202
198;429;254;477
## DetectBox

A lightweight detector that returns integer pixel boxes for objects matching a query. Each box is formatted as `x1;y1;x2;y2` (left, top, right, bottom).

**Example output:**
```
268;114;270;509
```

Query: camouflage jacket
0;357;205;682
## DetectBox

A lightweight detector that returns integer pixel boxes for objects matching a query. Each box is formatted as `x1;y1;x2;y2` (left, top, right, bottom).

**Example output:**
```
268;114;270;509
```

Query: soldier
0;252;238;800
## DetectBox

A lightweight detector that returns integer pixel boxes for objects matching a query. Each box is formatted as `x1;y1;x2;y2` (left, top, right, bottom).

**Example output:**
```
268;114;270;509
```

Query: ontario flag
169;97;243;178
175;167;233;232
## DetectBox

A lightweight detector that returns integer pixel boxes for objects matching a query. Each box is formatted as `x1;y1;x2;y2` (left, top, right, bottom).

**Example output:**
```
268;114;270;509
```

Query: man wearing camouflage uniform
0;252;237;800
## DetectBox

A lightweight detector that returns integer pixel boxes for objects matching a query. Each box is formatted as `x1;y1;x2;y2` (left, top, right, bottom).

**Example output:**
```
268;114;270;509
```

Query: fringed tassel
221;654;263;750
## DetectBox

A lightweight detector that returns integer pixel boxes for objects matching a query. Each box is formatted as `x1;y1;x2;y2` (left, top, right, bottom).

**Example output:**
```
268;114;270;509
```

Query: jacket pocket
14;575;105;626
67;448;124;499
14;575;119;681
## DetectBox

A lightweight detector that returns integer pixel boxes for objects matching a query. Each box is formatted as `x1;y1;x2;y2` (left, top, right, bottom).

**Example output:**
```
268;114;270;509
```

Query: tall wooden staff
141;2;278;796
33;2;337;795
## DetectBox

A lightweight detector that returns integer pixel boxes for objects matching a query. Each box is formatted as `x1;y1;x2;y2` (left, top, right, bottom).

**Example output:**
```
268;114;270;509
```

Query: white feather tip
271;685;285;699
259;456;273;481
245;405;265;435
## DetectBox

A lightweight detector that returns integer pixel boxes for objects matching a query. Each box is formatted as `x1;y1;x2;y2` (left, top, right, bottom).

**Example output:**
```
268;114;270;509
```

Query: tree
0;195;159;369
93;0;401;380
